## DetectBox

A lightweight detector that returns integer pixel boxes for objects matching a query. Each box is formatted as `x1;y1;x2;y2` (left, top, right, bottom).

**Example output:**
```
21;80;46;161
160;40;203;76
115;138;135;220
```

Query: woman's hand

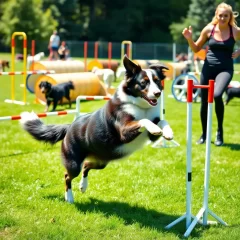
182;26;192;40
232;49;240;59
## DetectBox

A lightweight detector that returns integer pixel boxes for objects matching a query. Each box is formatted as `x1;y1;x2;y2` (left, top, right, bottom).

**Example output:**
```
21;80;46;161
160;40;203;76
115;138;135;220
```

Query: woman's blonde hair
211;2;239;27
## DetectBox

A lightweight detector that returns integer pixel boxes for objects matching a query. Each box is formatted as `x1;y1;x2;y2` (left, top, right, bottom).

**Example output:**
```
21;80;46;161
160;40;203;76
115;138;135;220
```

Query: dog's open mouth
141;94;158;106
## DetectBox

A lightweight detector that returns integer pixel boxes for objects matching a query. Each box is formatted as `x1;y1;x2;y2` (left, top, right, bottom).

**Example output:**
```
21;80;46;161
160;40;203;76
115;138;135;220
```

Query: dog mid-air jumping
20;55;173;203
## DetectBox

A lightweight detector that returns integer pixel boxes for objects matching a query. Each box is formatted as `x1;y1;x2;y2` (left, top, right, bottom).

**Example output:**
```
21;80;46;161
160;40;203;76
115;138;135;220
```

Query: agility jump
0;96;112;122
4;32;27;105
165;79;227;237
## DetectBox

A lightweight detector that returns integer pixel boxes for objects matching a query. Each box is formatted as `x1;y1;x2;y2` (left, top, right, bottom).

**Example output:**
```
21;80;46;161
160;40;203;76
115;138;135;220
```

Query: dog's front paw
158;120;173;140
149;124;163;135
162;125;173;140
139;119;163;135
79;177;88;193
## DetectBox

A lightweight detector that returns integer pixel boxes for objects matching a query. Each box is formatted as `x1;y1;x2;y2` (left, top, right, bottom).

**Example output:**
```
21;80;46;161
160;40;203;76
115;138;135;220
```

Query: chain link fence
0;40;190;62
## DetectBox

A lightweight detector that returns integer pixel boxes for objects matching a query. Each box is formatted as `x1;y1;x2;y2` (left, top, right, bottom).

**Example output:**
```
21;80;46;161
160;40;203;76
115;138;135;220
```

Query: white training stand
152;83;180;148
165;79;227;237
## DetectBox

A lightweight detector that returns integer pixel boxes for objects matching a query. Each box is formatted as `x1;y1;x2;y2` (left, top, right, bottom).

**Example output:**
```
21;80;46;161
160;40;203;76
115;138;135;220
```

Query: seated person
58;41;69;60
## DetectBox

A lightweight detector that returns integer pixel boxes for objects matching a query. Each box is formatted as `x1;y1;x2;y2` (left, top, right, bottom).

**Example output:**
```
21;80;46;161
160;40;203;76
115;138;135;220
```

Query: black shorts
59;54;65;60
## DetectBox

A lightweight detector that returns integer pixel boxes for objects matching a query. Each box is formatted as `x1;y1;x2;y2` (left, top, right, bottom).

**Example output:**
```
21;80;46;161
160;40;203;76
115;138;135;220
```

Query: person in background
48;30;60;60
58;41;69;60
182;2;240;146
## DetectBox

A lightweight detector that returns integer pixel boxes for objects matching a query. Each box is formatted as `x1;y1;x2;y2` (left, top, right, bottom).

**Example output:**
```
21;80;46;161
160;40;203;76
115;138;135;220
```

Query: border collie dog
20;55;173;203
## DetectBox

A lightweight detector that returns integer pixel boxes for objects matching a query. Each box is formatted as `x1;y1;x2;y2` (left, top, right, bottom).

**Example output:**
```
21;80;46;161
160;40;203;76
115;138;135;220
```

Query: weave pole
165;79;227;237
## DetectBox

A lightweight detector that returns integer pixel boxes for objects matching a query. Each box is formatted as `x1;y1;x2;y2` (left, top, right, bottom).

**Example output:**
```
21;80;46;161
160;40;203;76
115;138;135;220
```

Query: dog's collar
47;97;54;101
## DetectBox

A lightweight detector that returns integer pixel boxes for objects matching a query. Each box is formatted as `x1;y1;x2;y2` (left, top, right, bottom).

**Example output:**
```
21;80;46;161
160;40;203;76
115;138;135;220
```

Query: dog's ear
123;54;141;78
149;63;169;79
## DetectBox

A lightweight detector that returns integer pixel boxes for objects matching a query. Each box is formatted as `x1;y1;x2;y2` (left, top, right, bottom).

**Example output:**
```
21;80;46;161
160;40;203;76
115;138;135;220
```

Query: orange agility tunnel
30;60;85;73
87;59;119;72
132;60;149;69
164;62;188;80
27;60;85;93
34;72;108;104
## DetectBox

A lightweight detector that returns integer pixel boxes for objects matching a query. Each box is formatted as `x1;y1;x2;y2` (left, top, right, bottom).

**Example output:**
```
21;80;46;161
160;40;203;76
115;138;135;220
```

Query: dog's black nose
154;91;161;98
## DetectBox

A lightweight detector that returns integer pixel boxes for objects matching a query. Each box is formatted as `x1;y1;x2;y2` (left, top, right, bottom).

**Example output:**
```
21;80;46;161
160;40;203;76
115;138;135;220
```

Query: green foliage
87;0;191;42
187;0;216;40
170;18;191;43
42;0;82;40
170;0;216;43
170;0;240;43
0;0;57;52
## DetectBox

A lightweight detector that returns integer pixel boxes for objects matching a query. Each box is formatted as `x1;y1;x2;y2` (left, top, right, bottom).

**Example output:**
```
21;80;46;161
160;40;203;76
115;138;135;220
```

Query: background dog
27;52;45;69
21;55;173;203
225;87;240;105
92;66;115;88
39;80;74;112
0;60;10;72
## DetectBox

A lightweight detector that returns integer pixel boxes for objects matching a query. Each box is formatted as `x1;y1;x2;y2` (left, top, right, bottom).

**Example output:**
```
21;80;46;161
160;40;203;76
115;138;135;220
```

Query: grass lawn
0;57;240;240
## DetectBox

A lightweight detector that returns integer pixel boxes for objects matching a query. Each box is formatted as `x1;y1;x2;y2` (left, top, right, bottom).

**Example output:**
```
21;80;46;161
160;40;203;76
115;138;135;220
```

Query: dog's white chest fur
116;103;160;156
122;102;160;120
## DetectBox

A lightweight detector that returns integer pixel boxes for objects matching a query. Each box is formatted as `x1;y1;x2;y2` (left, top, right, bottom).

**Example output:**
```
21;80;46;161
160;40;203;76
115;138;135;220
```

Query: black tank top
206;24;235;69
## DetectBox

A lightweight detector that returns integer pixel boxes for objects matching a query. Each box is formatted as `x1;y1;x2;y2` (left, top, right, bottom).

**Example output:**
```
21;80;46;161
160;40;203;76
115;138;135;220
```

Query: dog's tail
68;80;74;90
20;112;70;144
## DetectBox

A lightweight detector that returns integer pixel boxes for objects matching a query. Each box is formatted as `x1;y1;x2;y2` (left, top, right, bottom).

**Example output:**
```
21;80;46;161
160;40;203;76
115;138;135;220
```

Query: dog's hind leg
65;173;75;203
80;160;107;193
62;142;85;203
64;161;83;203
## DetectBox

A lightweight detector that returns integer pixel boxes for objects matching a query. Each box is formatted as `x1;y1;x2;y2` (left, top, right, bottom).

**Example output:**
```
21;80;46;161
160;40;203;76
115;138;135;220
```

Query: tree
170;0;239;43
42;0;83;40
170;0;215;43
86;0;191;42
0;0;57;52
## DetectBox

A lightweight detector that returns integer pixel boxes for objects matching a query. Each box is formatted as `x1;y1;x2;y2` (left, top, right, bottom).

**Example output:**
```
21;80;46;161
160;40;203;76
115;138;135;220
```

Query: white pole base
151;136;180;148
4;99;28;105
166;208;227;238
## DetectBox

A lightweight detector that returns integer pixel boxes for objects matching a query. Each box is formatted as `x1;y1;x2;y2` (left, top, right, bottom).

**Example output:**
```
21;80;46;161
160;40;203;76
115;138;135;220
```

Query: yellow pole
11;36;15;101
11;32;27;103
121;41;132;63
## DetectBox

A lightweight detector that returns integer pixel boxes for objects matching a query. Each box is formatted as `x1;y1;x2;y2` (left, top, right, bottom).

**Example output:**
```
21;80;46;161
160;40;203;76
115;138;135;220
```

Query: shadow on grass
223;143;240;151
0;146;59;158
44;194;205;238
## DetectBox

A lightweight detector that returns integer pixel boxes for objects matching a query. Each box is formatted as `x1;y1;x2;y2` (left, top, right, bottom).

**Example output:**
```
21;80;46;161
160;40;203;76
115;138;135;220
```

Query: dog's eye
140;80;147;87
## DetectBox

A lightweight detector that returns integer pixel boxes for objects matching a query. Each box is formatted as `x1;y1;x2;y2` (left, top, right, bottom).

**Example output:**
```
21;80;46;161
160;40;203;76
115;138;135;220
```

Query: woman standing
182;2;240;146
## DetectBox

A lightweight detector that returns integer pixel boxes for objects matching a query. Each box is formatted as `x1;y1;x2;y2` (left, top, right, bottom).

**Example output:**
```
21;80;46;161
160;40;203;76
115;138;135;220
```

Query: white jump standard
165;79;227;237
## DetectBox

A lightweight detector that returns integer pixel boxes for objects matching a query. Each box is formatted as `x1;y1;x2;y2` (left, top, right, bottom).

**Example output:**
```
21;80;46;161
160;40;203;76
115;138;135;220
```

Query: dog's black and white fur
39;80;74;112
20;55;173;203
